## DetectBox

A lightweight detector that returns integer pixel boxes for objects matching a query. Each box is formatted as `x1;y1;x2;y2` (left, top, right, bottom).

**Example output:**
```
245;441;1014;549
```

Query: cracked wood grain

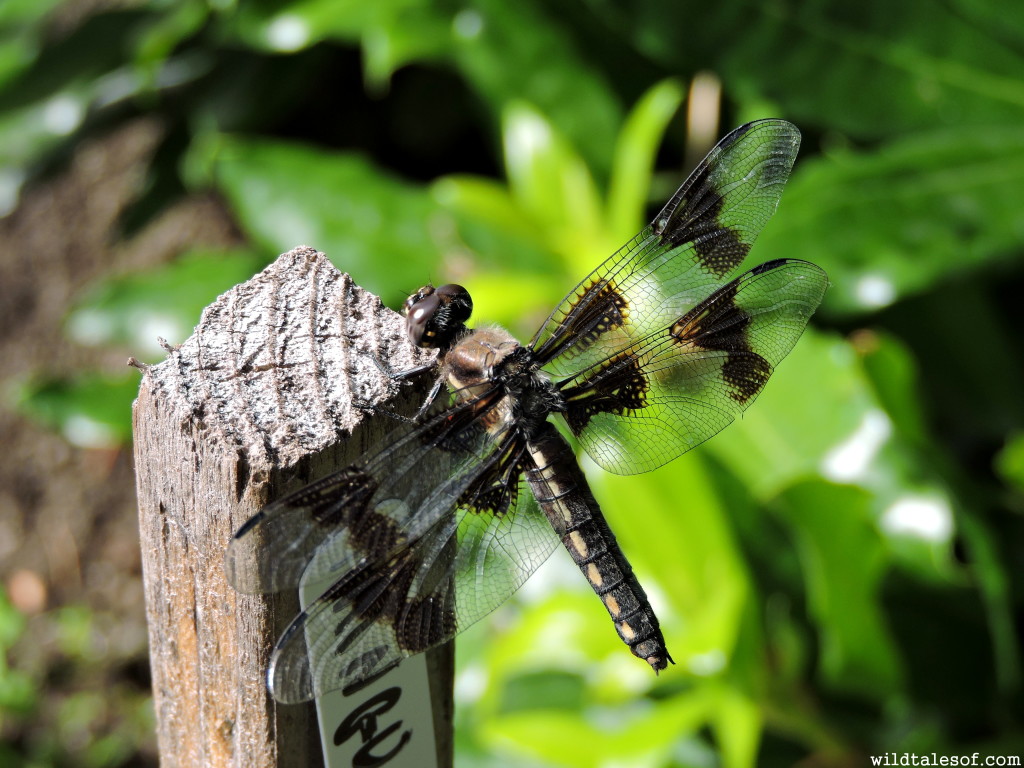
131;246;449;767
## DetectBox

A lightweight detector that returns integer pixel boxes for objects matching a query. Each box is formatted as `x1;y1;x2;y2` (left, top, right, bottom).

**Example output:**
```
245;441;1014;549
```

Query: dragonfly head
404;283;473;350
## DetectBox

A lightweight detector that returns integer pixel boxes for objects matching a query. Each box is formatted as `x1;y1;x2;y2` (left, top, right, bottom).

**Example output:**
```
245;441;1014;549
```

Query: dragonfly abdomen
525;424;673;673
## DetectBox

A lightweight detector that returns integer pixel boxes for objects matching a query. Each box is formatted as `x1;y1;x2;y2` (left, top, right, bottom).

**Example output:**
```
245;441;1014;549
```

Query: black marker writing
335;687;412;767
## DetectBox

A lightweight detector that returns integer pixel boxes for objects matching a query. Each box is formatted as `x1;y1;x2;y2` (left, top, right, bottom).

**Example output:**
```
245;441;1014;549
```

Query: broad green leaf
227;0;450;88
775;481;903;698
502;102;604;271
452;0;622;177
0;0;63;25
482;591;634;691
227;0;426;51
185;133;449;296
66;249;267;360
856;330;928;444
756;126;1024;315
587;0;1024;135
606;78;685;242
482;692;712;768
14;372;138;448
430;174;559;294
709;685;762;768
995;431;1024;494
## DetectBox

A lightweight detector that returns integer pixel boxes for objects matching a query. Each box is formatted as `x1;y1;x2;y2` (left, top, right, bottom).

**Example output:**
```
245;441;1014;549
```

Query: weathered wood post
132;246;453;766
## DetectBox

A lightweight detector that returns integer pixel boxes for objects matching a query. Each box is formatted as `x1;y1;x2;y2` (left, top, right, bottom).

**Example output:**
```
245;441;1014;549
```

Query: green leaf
590;0;1024;135
856;330;928;444
709;686;762;768
430;174;556;279
451;0;622;176
14;372;138;448
757;126;1024;315
481;692;713;768
606;78;685;242
775;481;903;698
359;6;451;88
132;0;209;77
995;431;1024;495
186;133;449;297
67;249;267;361
0;0;62;25
0;588;25;651
227;0;451;88
502;103;605;275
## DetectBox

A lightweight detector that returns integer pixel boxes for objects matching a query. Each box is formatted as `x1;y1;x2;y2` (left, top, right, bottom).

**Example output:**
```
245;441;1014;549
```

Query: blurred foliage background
1;0;1023;766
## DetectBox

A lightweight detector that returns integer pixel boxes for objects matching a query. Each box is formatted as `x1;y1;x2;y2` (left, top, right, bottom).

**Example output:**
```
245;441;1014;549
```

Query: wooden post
131;246;453;767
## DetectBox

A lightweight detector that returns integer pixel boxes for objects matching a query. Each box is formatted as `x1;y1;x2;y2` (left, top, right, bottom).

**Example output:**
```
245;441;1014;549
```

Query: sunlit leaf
776;481;903;698
483;690;713;768
185;133;450;297
995;431;1024;494
502;102;604;271
67;249;267;360
606;78;685;241
452;0;622;177
710;686;761;768
15;373;138;448
587;0;1024;135
758;126;1024;315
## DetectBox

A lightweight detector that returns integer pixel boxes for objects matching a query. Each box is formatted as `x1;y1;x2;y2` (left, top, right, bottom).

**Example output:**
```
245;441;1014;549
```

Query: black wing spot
722;352;772;405
458;438;526;517
303;468;378;529
396;592;455;653
536;277;630;363
658;187;749;278
347;503;405;562
562;352;651;433
331;552;456;654
669;280;771;404
574;278;629;343
460;474;520;517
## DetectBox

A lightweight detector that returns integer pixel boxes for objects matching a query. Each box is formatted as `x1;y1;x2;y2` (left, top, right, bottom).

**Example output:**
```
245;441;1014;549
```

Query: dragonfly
225;119;828;704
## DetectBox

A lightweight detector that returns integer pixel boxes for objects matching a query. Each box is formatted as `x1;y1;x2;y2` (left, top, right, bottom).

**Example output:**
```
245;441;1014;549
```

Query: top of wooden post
141;245;430;463
132;246;437;767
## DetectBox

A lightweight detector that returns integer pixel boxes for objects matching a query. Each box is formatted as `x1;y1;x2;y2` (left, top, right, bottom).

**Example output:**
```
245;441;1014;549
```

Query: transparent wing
266;449;559;703
224;397;499;596
531;120;802;379
558;259;828;475
226;395;561;703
